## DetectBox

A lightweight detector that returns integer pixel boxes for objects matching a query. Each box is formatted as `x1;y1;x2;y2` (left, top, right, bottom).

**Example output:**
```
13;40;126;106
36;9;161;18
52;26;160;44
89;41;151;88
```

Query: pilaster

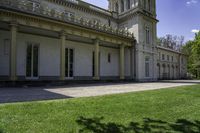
120;44;125;80
60;31;66;80
93;38;100;80
10;21;18;81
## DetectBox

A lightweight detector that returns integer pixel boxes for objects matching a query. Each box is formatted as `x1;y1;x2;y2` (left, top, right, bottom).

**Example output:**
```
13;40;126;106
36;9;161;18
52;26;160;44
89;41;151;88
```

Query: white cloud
186;0;198;5
191;29;200;33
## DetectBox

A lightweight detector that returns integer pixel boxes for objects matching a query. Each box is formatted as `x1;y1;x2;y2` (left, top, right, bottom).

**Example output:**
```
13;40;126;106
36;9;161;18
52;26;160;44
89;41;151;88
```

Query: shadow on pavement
0;88;73;104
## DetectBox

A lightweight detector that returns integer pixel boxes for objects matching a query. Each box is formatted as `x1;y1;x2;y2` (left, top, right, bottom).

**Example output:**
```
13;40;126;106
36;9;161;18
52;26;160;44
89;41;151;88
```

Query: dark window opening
108;53;111;63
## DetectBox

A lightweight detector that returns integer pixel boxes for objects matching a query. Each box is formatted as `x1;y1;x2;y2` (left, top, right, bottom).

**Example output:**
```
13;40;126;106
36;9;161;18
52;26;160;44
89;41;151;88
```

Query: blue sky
84;0;200;41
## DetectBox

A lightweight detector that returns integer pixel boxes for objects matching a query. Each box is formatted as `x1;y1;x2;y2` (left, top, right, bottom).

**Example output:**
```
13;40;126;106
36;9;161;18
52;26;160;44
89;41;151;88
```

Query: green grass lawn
0;85;200;133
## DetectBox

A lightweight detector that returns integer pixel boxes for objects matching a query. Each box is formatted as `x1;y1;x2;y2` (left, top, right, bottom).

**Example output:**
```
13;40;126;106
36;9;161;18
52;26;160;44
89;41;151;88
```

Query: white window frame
25;42;40;80
65;47;75;80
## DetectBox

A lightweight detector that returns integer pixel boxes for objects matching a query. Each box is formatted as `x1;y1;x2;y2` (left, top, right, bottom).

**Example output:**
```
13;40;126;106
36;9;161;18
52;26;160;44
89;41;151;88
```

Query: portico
0;2;134;81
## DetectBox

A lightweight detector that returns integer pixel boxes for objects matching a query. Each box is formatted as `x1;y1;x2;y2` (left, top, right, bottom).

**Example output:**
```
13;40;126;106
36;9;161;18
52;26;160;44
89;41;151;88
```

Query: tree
158;35;185;51
183;31;200;78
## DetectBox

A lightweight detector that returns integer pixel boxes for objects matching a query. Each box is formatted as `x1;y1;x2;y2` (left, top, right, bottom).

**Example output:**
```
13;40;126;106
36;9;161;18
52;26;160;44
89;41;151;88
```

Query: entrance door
26;44;39;79
65;48;74;79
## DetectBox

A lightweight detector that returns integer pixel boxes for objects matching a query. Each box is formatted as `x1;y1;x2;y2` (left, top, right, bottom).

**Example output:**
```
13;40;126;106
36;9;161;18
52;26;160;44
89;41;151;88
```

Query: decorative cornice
46;0;114;19
0;0;134;40
10;20;18;27
0;10;134;47
118;8;158;23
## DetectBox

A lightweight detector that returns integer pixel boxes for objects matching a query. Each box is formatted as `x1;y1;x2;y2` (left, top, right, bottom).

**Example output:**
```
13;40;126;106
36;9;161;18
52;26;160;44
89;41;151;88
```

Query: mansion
0;0;187;81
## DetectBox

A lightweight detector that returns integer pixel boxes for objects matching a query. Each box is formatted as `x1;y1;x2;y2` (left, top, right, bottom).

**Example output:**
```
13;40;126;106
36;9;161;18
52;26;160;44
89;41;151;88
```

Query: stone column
120;44;125;80
60;31;66;80
94;39;100;80
10;22;18;81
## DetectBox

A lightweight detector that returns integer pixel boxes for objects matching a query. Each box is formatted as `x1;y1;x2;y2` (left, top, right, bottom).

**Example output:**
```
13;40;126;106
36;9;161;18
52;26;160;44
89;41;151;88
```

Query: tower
108;0;158;81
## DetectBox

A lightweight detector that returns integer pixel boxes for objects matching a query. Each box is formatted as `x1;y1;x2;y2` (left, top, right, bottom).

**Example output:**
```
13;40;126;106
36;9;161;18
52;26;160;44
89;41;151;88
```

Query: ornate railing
0;0;134;39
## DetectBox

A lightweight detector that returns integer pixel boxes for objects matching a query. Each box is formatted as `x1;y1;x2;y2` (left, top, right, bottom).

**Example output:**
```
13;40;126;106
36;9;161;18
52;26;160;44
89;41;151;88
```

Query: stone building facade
157;46;187;80
0;0;187;81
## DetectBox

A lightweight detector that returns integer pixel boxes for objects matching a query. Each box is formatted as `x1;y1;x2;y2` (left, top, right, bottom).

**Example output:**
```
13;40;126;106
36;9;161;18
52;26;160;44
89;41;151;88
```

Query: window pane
121;0;124;12
92;52;95;77
33;45;39;77
145;62;150;77
69;49;74;77
65;48;69;77
26;44;32;77
108;53;111;63
127;0;130;9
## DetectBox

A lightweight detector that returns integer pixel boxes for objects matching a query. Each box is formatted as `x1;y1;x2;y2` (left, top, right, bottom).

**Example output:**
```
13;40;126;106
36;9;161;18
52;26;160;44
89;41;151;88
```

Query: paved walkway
0;80;199;103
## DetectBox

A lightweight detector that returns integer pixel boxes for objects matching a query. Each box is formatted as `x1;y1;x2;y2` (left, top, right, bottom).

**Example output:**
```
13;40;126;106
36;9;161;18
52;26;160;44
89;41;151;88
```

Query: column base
60;76;65;81
120;76;125;80
10;76;17;81
93;77;100;80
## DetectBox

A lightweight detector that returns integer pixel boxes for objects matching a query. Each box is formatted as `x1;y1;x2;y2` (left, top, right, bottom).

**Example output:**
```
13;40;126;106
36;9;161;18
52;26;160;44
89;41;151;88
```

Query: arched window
115;2;119;13
147;0;151;11
121;0;124;12
143;0;146;9
127;0;130;9
133;0;137;7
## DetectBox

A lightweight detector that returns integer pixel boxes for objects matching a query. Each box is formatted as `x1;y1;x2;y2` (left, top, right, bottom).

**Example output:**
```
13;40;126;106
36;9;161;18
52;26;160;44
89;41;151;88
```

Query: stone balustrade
0;0;134;39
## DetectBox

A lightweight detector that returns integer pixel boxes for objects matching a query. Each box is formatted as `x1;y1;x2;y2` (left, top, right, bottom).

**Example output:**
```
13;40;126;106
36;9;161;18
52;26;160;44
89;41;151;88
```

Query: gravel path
0;80;199;103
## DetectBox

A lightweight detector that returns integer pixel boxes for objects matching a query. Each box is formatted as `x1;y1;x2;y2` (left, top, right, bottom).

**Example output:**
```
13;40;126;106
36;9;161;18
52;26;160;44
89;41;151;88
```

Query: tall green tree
183;31;200;78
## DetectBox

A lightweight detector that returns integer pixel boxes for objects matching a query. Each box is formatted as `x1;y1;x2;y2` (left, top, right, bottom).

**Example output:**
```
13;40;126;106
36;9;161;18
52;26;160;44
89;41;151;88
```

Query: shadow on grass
0;129;3;133
76;116;200;133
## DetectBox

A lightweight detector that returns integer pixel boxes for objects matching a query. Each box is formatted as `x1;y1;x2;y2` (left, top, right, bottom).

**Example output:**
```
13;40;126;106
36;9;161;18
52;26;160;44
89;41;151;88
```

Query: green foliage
0;85;200;133
183;31;200;78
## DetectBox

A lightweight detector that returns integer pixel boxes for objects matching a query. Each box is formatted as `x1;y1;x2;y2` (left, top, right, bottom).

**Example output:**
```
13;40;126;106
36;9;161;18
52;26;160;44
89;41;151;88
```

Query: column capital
60;30;67;37
93;38;100;44
10;21;18;28
120;43;125;48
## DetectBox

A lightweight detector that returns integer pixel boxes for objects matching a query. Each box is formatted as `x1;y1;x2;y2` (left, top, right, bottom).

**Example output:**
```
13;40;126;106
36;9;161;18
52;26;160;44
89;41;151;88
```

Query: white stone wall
17;33;60;77
66;41;94;77
100;46;119;77
0;30;129;79
157;47;188;79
